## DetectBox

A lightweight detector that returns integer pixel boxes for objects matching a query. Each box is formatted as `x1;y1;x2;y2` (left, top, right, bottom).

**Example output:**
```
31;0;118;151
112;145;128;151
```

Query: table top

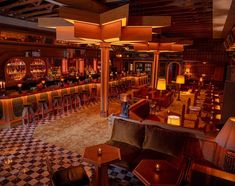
133;159;180;186
83;144;121;167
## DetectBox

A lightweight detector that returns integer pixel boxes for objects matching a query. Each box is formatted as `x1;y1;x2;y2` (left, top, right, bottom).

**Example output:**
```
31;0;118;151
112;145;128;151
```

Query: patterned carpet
0;100;142;186
34;101;120;155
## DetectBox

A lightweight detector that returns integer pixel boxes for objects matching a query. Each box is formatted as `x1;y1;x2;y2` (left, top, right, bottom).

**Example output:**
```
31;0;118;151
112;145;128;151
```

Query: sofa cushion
106;140;141;169
110;119;145;148
143;125;186;158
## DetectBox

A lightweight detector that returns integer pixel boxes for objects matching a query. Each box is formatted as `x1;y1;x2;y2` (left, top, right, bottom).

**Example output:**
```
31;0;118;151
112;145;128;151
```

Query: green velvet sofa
106;117;217;171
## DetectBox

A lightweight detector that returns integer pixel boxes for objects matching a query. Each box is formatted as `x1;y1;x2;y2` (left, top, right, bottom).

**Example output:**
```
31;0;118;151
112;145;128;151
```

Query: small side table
83;144;121;186
133;159;180;186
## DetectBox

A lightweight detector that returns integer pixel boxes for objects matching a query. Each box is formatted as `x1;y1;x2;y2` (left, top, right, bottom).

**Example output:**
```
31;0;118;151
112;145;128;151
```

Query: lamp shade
157;79;166;90
167;115;180;126
176;75;185;84
120;93;128;102
215;117;235;151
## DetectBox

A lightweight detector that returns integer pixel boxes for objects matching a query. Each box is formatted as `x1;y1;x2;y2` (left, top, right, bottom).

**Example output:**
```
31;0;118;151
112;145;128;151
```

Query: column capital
100;42;111;48
154;50;160;55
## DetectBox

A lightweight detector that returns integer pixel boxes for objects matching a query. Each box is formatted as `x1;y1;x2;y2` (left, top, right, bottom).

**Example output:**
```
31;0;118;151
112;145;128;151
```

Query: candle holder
41;80;46;88
17;83;22;94
155;163;160;172
97;148;102;156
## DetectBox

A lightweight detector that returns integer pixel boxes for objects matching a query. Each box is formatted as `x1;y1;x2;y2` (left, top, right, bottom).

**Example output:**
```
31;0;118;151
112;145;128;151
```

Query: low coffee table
133;159;180;186
83;144;121;186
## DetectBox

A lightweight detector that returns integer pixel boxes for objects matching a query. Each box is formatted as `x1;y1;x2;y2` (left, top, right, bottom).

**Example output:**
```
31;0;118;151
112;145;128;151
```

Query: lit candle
17;83;22;88
97;148;102;156
155;163;160;172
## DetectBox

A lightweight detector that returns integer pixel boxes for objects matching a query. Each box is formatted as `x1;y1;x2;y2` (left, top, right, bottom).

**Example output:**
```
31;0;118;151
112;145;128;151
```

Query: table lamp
176;75;185;101
157;78;166;97
119;93;129;118
215;117;235;173
167;115;180;126
157;79;166;111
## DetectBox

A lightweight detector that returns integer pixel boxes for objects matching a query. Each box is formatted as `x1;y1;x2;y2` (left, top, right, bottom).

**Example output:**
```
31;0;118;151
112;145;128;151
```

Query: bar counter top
0;75;148;128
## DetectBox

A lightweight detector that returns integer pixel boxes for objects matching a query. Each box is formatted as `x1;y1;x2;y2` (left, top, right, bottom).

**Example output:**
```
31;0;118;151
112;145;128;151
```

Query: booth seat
128;99;160;122
106;118;218;171
133;87;174;108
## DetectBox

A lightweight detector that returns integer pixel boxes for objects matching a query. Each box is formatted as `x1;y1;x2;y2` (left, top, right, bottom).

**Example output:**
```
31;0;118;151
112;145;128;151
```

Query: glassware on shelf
30;59;46;80
6;58;26;80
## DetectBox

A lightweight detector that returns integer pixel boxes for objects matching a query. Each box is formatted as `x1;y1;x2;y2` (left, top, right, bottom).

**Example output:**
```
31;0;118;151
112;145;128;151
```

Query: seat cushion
106;140;141;169
110;119;145;148
143;125;186;158
53;166;89;186
146;114;160;121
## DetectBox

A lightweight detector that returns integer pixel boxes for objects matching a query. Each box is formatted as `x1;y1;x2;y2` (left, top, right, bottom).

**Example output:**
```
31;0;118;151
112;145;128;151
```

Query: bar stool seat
80;91;90;106
90;88;98;103
52;96;63;115
72;92;81;110
36;99;49;120
22;103;35;126
62;94;72;111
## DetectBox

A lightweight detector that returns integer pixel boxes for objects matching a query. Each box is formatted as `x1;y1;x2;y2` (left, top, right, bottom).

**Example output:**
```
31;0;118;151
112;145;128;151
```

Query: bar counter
0;75;148;128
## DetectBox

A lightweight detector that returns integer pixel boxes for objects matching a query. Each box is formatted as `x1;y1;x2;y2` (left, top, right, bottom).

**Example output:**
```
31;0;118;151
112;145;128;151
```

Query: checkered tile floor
0;104;142;186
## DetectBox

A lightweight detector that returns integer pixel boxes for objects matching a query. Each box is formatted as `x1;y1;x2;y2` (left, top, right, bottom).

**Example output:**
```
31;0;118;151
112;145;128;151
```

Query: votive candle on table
97;148;102;156
155;163;160;172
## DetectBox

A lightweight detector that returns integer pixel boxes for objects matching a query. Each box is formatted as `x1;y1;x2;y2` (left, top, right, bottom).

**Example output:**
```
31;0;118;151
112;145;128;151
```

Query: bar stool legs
52;96;63;115
36;99;48;120
72;93;81;111
22;103;35;126
62;94;72;112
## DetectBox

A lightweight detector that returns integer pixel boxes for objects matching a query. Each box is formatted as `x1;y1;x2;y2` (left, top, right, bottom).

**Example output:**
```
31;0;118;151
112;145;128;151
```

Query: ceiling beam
11;3;54;15
1;0;42;11
55;0;108;13
22;8;56;18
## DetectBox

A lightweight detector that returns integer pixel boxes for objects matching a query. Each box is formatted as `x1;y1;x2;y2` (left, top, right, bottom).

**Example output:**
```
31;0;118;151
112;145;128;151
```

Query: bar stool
90;88;98;103
62;94;72;112
80;91;90;106
22;103;35;126
36;99;48;120
71;92;81;110
52;96;63;115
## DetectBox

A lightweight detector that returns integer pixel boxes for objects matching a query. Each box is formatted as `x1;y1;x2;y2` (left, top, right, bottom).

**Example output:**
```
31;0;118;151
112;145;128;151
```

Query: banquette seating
106;117;217;171
128;99;160;122
132;86;174;108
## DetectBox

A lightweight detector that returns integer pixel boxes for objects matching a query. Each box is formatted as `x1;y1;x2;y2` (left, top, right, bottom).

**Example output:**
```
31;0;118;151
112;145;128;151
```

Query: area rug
34;100;121;155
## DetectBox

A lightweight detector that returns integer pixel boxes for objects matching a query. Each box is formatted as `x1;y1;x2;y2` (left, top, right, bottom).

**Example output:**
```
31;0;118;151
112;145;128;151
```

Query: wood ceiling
129;0;213;39
0;0;232;40
0;0;60;22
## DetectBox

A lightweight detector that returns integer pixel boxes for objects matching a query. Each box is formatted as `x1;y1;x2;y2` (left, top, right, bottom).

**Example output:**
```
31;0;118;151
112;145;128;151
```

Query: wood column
79;58;85;76
151;51;160;89
100;42;111;117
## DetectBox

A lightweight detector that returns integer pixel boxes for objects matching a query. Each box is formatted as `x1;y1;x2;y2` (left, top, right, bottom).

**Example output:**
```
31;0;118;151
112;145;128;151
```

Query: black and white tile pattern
0;109;142;186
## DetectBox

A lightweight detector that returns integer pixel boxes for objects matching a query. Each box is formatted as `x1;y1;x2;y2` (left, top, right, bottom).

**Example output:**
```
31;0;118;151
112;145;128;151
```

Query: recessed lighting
202;62;207;64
